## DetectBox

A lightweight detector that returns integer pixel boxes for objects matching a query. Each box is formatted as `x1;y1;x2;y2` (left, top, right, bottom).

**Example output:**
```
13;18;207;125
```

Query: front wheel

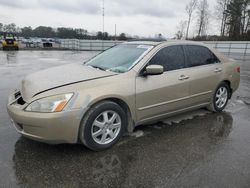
79;101;127;151
208;82;230;112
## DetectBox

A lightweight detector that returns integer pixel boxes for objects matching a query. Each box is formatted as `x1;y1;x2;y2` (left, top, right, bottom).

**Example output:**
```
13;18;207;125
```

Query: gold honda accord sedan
7;41;240;151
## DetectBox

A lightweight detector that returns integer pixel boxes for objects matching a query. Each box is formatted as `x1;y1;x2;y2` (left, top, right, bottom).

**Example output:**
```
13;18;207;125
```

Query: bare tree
215;0;230;36
176;20;188;39
185;0;198;39
0;23;3;32
197;0;209;36
241;0;250;34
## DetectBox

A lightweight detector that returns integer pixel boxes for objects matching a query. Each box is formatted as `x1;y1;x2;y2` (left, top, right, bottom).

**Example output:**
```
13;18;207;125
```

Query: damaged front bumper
7;91;82;144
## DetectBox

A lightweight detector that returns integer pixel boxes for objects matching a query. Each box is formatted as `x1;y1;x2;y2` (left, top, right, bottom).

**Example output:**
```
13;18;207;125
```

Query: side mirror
143;65;164;76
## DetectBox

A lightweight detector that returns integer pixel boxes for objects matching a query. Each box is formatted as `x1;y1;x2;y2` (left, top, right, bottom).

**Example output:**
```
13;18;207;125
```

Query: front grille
5;39;14;45
17;97;25;105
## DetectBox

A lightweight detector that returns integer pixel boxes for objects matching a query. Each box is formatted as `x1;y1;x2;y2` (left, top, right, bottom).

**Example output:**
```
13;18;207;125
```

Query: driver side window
148;45;185;72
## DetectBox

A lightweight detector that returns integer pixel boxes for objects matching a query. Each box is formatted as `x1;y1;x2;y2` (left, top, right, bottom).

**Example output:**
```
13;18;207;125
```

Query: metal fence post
243;42;248;61
228;42;232;57
215;42;218;49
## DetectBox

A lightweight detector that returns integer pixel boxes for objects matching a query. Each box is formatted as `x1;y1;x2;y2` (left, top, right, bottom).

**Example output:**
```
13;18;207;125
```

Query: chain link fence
203;41;250;61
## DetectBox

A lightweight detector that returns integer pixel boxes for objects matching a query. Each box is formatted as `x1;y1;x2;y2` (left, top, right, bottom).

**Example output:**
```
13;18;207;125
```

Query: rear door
135;45;190;122
183;45;223;106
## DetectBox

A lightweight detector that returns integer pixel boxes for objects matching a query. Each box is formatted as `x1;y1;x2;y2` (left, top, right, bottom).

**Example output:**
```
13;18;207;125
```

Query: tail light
236;67;240;73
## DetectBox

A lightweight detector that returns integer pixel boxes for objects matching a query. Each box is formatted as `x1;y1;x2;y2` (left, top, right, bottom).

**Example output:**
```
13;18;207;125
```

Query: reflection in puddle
92;155;121;184
5;51;18;64
209;113;233;138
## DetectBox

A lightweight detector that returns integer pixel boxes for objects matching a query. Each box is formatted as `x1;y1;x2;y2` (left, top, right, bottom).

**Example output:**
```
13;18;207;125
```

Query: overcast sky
0;0;219;38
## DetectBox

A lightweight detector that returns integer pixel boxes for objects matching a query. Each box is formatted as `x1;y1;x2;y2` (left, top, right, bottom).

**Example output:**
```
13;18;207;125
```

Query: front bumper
7;93;82;144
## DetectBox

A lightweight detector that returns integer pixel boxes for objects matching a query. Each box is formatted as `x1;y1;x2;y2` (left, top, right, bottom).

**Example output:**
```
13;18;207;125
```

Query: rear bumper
230;70;240;93
7;94;82;144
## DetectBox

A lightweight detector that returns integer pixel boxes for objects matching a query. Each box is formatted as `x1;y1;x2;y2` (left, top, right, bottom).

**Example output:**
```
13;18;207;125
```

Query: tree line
176;0;250;41
217;0;250;40
0;23;128;40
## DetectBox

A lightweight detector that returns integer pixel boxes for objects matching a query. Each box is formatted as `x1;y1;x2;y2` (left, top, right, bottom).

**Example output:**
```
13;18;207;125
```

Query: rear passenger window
148;45;185;72
185;45;219;67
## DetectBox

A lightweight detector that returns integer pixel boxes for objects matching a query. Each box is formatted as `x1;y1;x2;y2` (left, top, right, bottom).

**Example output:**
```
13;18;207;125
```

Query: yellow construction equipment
1;33;19;50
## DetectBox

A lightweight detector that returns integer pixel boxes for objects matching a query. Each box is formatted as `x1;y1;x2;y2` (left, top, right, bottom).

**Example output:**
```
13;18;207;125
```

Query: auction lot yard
0;51;250;187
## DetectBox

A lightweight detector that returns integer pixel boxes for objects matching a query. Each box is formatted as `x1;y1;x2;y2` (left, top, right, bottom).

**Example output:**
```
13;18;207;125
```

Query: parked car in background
42;38;53;48
23;38;41;48
7;41;240;151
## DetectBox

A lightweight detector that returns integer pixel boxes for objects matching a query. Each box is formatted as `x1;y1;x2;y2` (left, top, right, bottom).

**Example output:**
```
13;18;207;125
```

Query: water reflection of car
13;138;125;187
7;41;240;151
208;112;233;138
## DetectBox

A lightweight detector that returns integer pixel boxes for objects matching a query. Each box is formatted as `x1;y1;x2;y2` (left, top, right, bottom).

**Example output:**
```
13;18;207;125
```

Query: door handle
214;68;222;73
179;75;190;81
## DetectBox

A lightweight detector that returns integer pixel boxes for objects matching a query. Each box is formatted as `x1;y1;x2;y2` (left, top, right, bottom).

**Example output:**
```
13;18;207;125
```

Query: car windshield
85;44;153;73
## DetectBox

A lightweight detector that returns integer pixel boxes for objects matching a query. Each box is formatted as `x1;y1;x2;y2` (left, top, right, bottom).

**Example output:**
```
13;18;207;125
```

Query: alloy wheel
91;111;121;145
215;86;228;109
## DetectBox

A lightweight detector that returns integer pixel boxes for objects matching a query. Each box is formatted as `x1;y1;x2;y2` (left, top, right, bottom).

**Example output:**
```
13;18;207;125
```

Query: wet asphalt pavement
0;51;250;188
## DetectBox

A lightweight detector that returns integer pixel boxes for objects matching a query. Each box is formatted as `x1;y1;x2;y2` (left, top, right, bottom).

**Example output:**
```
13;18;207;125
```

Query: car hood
21;64;117;102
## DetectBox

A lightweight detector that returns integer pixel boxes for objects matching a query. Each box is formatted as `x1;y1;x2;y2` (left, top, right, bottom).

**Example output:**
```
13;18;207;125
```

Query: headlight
25;93;73;113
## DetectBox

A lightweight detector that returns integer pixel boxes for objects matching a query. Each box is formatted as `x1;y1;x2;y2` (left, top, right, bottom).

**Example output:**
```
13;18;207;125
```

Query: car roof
124;41;162;46
124;40;206;47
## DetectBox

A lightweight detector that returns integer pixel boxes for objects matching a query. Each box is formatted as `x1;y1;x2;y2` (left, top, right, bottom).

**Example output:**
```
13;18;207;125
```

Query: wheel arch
221;80;232;99
104;97;134;132
79;97;135;137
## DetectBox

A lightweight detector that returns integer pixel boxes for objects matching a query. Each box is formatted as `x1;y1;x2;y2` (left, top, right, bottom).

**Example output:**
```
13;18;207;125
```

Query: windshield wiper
89;65;106;71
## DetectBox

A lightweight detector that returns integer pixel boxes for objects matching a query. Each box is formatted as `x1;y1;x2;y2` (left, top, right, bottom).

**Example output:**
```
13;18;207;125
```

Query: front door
135;45;190;122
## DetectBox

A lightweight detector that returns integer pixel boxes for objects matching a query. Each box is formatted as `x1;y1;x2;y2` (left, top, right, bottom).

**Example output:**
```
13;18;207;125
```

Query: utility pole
102;0;105;50
102;0;105;36
115;24;117;41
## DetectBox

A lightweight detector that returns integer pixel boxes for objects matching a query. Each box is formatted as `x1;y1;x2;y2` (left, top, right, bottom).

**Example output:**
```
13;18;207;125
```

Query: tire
208;82;230;112
79;101;127;151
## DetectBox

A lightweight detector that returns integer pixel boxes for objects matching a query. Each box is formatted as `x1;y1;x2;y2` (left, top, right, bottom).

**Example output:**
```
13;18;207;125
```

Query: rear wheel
208;82;230;112
79;101;127;151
